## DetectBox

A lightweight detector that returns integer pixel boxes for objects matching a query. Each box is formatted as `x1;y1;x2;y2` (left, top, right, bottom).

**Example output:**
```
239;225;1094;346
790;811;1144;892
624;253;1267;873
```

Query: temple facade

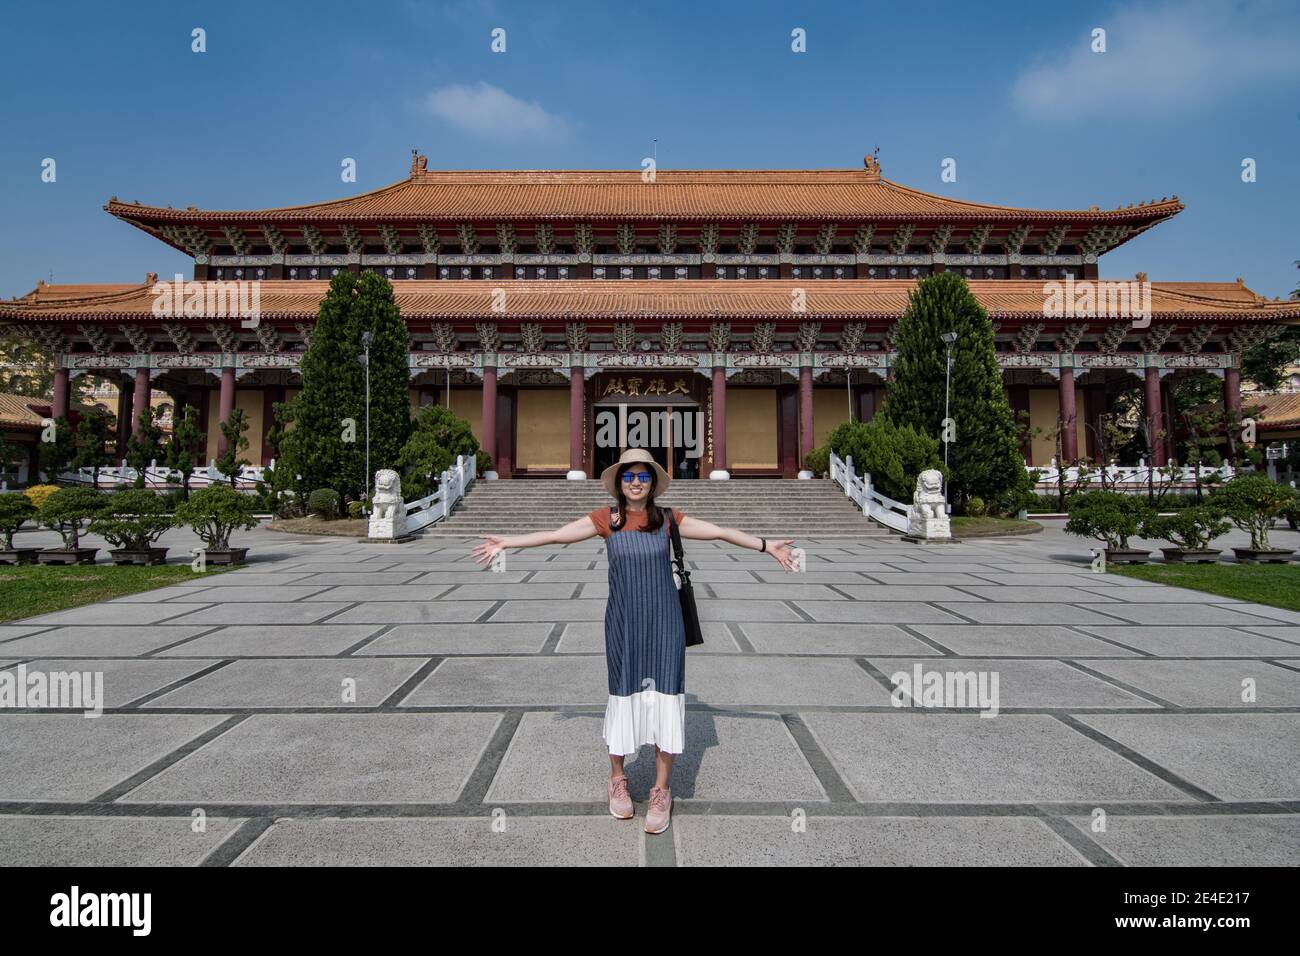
2;152;1297;480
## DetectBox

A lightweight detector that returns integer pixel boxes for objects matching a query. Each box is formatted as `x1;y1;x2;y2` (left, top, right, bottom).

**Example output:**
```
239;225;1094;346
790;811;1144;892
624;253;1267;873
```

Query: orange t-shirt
587;506;684;538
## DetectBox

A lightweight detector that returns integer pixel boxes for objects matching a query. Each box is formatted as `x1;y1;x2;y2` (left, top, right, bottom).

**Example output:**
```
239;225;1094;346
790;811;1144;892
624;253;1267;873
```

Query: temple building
2;152;1297;480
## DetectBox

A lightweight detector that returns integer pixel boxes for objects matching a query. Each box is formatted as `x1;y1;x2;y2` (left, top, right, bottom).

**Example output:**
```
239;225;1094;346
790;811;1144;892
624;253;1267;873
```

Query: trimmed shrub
174;485;259;552
828;418;941;502
38;486;106;550
802;445;830;477
24;484;59;511
0;492;37;550
1209;474;1298;551
1141;507;1231;551
1064;491;1154;552
398;404;483;497
347;499;365;519
964;496;987;517
308;488;341;520
88;489;174;551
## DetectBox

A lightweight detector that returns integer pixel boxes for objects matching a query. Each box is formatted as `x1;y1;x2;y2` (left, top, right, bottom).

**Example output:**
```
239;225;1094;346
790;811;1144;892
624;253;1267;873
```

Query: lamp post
940;331;957;470
360;331;372;512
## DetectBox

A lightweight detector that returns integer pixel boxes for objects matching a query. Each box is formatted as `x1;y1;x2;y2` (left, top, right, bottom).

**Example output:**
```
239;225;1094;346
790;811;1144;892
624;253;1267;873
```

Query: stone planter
1104;548;1151;564
1160;547;1222;564
37;547;99;565
108;547;170;566
1232;547;1295;565
202;547;249;566
0;548;41;565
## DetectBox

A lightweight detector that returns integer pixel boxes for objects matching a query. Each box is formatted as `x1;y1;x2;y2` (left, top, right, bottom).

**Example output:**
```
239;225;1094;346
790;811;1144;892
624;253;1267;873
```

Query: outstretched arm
677;515;798;572
471;515;599;566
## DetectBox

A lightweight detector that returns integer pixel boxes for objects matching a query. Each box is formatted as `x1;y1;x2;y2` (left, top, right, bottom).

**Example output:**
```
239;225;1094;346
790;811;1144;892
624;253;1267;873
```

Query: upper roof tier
104;153;1184;258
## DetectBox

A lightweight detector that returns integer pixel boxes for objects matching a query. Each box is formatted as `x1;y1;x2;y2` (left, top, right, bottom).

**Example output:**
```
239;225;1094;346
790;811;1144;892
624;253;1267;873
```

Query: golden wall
515;388;570;469
812;388;851;451
1028;386;1086;465
726;388;777;468
205;389;265;465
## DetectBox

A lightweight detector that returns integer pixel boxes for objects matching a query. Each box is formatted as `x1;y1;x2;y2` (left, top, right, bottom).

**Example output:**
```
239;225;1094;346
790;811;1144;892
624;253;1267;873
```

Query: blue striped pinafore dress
601;508;687;756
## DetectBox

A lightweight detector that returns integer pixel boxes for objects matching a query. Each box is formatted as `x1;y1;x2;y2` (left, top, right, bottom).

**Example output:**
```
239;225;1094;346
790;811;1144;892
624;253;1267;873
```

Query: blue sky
2;0;1297;298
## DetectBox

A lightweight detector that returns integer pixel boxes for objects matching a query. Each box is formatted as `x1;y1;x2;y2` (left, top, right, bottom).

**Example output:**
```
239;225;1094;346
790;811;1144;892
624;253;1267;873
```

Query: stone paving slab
165;602;356;625
120;713;501;804
329;601;497;624
2;658;222;708
232;816;644;866
673;816;1088;866
1082;604;1283;627
1074;714;1300;801
162;585;338;603
360;623;552;655
1064;813;1300;867
20;603;212;626
907;625;1142;658
827;585;993;602
556;621;740;654
143;658;428;708
870;658;1159;709
1238;625;1300;646
0;714;227;801
935;603;1131;626
801;713;1191;803
793;601;966;624
1073;626;1300;658
402;656;609;706
1080;659;1300;708
155;624;385;657
739;623;940;655
0;815;246;866
686;657;893;707
480;599;607;622
0;625;215;658
485;712;827;803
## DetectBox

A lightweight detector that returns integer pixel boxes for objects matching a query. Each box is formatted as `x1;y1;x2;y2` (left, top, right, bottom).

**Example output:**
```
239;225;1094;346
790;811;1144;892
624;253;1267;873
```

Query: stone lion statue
371;469;403;520
912;469;946;518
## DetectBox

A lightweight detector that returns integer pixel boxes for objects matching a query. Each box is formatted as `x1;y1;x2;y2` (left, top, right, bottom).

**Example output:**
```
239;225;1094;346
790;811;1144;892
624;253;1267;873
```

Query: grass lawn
1110;562;1300;612
268;516;369;537
951;516;1042;537
0;563;233;623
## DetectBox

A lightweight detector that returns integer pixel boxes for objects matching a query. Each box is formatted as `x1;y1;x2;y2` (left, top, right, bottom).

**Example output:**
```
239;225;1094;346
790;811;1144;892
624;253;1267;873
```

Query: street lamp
360;331;372;512
940;331;958;470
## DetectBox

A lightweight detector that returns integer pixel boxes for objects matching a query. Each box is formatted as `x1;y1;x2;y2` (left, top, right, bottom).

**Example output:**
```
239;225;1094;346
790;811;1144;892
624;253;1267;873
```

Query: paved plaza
1;520;1298;866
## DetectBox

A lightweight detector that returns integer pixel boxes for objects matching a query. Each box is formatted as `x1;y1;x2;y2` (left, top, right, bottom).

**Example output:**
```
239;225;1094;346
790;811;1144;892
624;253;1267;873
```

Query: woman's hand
471;535;507;566
767;538;797;572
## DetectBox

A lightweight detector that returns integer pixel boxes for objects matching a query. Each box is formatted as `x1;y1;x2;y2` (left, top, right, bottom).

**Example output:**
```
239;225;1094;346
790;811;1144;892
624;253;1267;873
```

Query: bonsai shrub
347;499;365;519
1210;474;1299;551
0;492;37;550
24;484;59;511
88;489;175;552
964;496;987;517
397;404;483;497
174;484;259;552
1141;507;1231;551
1064;491;1154;552
802;445;830;477
38;486;106;550
308;488;341;520
828;417;941;502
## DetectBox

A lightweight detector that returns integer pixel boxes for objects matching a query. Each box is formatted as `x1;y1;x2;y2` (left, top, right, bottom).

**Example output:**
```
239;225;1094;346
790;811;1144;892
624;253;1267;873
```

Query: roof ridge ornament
863;146;881;183
411;150;428;175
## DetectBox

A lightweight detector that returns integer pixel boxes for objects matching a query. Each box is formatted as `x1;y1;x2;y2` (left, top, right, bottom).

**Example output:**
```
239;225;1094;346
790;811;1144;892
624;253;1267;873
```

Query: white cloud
424;82;571;140
1012;0;1300;119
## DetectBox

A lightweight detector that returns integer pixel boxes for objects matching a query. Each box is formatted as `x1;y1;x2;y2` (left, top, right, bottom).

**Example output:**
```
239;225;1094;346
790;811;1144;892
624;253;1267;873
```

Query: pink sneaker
644;785;672;834
608;775;633;819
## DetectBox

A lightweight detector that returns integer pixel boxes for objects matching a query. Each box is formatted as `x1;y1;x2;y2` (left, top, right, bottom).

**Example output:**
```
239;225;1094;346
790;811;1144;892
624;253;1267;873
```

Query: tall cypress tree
881;272;1030;510
279;271;412;500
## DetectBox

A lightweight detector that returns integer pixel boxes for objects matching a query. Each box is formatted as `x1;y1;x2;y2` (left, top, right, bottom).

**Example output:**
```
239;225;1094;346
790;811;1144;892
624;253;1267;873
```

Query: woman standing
471;448;797;834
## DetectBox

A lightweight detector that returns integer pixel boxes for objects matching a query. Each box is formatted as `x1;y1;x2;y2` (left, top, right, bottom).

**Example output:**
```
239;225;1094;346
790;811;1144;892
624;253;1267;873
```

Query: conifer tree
881;272;1030;511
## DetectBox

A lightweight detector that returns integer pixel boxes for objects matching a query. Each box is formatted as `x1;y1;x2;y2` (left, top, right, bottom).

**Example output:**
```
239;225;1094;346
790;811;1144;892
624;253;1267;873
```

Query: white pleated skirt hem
603;690;687;756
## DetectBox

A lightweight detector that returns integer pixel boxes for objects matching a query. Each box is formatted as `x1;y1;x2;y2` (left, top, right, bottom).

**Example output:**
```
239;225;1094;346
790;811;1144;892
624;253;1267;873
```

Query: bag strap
666;509;686;564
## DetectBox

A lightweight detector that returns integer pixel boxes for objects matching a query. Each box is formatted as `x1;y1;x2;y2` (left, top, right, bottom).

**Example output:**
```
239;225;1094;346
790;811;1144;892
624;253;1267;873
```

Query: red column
216;366;236;457
1058;367;1078;462
481;363;497;472
1160;379;1177;464
798;363;814;464
1144;366;1166;466
51;367;70;420
116;376;135;458
1223;367;1242;417
131;367;151;436
568;362;585;476
711;364;727;476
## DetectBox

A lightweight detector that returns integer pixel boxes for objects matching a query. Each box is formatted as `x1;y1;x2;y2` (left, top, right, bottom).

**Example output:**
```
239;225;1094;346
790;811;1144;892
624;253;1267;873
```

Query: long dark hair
611;461;665;533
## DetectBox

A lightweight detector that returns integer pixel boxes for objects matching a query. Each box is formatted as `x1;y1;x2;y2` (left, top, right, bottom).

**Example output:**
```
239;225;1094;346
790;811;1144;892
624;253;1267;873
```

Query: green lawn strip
0;563;234;623
951;516;1042;537
1109;562;1300;612
267;517;369;537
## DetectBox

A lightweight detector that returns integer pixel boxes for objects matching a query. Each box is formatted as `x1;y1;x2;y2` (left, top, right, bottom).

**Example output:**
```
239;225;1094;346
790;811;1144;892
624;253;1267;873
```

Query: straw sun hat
600;447;671;499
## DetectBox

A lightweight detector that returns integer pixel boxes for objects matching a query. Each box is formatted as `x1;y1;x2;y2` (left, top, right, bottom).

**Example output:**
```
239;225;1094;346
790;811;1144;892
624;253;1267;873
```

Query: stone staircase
421;478;895;537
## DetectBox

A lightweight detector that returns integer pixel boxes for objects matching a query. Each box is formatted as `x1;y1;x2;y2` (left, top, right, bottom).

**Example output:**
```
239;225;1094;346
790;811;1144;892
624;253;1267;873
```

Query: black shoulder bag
666;509;705;647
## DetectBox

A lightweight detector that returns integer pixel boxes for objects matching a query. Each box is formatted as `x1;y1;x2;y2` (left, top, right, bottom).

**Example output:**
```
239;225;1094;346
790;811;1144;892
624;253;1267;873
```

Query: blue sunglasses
620;471;654;484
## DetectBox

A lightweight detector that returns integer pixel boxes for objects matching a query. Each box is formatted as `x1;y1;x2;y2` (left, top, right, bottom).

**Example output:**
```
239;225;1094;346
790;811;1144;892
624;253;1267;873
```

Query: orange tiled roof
1247;392;1300;429
104;167;1185;225
3;279;1298;323
0;392;49;429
